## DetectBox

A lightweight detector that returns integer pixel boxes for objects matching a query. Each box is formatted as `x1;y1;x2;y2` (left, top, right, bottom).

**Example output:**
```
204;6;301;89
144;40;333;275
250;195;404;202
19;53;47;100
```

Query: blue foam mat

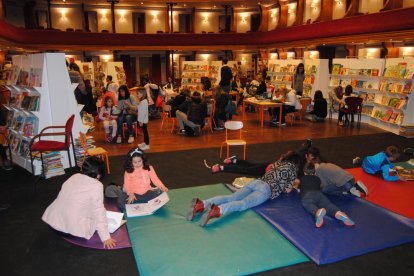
253;190;414;265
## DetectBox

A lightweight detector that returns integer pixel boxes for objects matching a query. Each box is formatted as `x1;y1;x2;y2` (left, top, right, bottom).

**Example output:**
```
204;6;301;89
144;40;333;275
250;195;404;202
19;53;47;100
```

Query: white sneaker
349;187;362;197
116;136;122;144
140;144;150;150
127;136;135;144
138;142;146;148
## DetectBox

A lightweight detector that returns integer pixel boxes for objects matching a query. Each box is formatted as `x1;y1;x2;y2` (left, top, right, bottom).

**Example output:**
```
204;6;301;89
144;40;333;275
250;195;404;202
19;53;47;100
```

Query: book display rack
4;53;84;175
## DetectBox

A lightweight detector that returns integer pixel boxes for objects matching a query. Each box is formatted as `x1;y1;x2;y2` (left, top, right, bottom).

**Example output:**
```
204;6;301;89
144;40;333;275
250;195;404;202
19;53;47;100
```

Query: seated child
356;146;400;181
116;147;168;210
299;163;354;228
42;157;116;249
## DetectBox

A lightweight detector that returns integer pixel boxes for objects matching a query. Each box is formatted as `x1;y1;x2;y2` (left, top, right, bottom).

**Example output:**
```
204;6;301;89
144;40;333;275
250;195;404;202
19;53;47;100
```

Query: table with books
242;98;283;127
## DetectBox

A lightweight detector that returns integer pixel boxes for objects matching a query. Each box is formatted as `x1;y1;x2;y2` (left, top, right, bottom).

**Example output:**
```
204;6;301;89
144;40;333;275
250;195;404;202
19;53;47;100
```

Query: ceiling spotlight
184;3;186;7
141;2;144;5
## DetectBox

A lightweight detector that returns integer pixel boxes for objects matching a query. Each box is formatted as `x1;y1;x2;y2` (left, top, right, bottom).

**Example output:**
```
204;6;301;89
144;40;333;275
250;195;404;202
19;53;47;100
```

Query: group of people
188;141;401;228
40;139;403;249
330;84;359;126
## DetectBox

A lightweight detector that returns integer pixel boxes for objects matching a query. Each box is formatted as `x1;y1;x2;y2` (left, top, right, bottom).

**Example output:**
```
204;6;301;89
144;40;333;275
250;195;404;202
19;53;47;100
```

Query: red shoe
186;198;204;221
223;156;237;164
211;164;221;173
199;204;221;227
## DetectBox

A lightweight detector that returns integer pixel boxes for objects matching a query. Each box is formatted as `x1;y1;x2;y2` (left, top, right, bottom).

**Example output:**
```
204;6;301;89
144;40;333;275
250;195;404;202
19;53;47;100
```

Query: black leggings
141;123;149;145
0;145;8;161
222;160;269;176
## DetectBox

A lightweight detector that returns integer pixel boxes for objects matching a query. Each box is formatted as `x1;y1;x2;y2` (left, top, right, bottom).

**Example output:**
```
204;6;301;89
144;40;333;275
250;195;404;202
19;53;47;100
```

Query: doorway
133;13;146;33
178;14;191;33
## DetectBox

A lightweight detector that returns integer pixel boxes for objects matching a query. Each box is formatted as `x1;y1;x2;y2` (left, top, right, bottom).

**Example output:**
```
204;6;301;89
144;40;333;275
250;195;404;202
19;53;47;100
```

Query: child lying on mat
116;147;168;210
42;157;116;249
312;160;368;197
353;146;400;182
299;163;354;228
187;151;300;227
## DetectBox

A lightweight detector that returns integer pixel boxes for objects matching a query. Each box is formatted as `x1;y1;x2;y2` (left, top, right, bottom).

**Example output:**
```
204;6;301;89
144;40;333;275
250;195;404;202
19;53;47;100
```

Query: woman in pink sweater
42;157;116;249
117;147;168;209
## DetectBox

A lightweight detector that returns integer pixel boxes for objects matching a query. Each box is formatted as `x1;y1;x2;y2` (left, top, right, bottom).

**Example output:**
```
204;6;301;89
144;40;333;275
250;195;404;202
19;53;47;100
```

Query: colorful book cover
371;69;379;77
398;63;407;79
7;65;20;85
331;64;341;75
339;67;349;76
389;112;398;123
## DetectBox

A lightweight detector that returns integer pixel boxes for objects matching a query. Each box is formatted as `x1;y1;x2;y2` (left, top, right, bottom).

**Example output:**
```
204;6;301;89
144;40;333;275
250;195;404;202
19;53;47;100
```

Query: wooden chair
285;97;312;126
79;132;110;174
160;102;176;133
220;121;246;160
205;98;216;133
29;115;76;176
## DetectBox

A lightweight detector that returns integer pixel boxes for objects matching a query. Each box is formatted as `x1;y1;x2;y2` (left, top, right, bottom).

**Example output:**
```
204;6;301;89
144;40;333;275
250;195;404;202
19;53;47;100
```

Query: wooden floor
92;111;385;157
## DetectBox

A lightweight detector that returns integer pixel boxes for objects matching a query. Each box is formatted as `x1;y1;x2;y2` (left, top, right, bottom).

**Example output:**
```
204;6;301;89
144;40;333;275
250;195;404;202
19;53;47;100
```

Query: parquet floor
92;111;385;157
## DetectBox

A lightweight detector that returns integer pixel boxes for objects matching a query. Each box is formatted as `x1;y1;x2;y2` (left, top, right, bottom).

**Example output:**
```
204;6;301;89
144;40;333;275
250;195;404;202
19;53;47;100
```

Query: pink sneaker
211;164;221;173
223;156;237;164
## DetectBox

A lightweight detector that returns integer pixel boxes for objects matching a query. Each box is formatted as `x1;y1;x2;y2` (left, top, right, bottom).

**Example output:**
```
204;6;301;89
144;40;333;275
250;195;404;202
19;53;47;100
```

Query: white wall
115;9;133;34
287;2;297;26
359;0;383;13
194;11;219;33
332;0;346;20
51;7;82;31
237;12;252;33
304;0;320;23
95;8;112;32
145;10;166;33
403;0;414;7
268;8;279;30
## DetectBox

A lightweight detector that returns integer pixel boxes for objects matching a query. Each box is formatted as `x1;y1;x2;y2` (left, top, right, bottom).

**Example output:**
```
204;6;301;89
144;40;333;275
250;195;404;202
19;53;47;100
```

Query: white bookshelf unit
9;53;84;175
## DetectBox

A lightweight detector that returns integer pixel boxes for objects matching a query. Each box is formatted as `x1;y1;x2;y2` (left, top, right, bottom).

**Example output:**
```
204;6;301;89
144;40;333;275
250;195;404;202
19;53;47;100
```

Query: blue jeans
321;179;354;196
203;179;271;216
117;114;137;137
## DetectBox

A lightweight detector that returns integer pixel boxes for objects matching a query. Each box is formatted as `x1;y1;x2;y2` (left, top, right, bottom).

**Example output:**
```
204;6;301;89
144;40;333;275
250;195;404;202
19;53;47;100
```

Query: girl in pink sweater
117;147;168;209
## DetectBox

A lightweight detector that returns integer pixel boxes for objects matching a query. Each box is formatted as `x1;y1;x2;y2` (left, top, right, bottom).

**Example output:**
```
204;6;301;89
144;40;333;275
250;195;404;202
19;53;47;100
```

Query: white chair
220;121;247;160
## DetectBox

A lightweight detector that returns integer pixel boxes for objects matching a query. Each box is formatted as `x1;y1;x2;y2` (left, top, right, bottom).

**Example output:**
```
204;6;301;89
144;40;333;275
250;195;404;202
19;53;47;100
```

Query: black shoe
178;129;186;135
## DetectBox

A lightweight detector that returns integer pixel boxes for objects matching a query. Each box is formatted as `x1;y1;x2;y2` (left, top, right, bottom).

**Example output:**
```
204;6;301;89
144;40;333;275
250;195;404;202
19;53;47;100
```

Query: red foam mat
347;168;414;220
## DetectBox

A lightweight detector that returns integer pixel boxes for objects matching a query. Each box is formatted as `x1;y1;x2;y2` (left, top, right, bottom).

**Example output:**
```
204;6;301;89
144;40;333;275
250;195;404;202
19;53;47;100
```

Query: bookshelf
330;58;414;137
303;59;329;98
266;59;302;90
181;61;209;91
6;53;84;175
370;58;414;137
330;58;384;121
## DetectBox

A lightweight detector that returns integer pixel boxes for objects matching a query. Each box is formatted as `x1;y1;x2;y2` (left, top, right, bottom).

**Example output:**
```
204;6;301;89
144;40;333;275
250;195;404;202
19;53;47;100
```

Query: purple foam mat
62;199;131;250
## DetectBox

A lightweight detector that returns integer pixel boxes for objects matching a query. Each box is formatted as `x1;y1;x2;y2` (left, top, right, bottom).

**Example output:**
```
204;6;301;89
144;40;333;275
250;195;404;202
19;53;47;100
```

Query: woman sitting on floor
42;157;116;249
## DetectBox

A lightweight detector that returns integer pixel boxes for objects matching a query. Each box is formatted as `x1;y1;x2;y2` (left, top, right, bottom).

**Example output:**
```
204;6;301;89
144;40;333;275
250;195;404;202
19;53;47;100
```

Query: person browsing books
99;96;118;142
42;157;116;249
116;148;168;210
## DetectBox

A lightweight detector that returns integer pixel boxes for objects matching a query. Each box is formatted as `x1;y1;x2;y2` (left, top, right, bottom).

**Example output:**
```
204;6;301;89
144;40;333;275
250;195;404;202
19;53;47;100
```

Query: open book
125;192;169;217
106;211;126;233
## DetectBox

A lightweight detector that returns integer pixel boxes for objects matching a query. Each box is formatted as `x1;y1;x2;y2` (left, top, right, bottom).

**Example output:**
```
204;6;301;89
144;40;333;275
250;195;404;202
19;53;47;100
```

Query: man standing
219;58;233;93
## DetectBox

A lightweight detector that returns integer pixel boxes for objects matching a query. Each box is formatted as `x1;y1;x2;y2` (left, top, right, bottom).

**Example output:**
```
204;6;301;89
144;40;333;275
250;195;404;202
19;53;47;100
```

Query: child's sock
335;211;355;226
315;208;326;228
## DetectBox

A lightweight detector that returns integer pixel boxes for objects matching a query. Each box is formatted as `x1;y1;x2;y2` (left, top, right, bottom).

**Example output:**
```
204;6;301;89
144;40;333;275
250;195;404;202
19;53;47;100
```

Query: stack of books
43;152;65;179
74;135;96;166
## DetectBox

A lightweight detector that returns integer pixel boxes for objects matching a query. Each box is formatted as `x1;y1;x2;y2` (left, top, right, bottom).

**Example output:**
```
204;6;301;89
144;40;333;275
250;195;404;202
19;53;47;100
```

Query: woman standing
292;63;305;97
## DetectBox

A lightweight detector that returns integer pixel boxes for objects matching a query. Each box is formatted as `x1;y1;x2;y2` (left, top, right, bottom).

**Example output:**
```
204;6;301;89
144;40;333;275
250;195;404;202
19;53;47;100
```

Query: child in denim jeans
187;151;300;227
299;162;354;228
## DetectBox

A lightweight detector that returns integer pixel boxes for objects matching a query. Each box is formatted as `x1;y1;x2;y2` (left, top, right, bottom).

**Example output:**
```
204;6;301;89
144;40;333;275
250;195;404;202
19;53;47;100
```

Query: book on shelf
21;115;39;137
331;64;341;75
396;98;407;109
29;68;43;87
388;98;400;108
329;77;340;87
339;67;349;75
388;112;399;124
7;65;20;85
16;69;30;86
371;69;379;77
348;69;359;76
382;109;393;122
395;113;404;125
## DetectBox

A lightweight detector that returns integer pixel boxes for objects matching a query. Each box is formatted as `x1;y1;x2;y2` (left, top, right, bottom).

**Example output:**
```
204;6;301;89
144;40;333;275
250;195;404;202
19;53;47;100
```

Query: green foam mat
126;184;308;276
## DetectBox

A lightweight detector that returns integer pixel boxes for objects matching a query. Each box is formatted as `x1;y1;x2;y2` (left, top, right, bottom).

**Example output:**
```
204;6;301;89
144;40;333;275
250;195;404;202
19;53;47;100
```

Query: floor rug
126;184;308;276
62;199;131;250
347;166;414;220
253;190;414;265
